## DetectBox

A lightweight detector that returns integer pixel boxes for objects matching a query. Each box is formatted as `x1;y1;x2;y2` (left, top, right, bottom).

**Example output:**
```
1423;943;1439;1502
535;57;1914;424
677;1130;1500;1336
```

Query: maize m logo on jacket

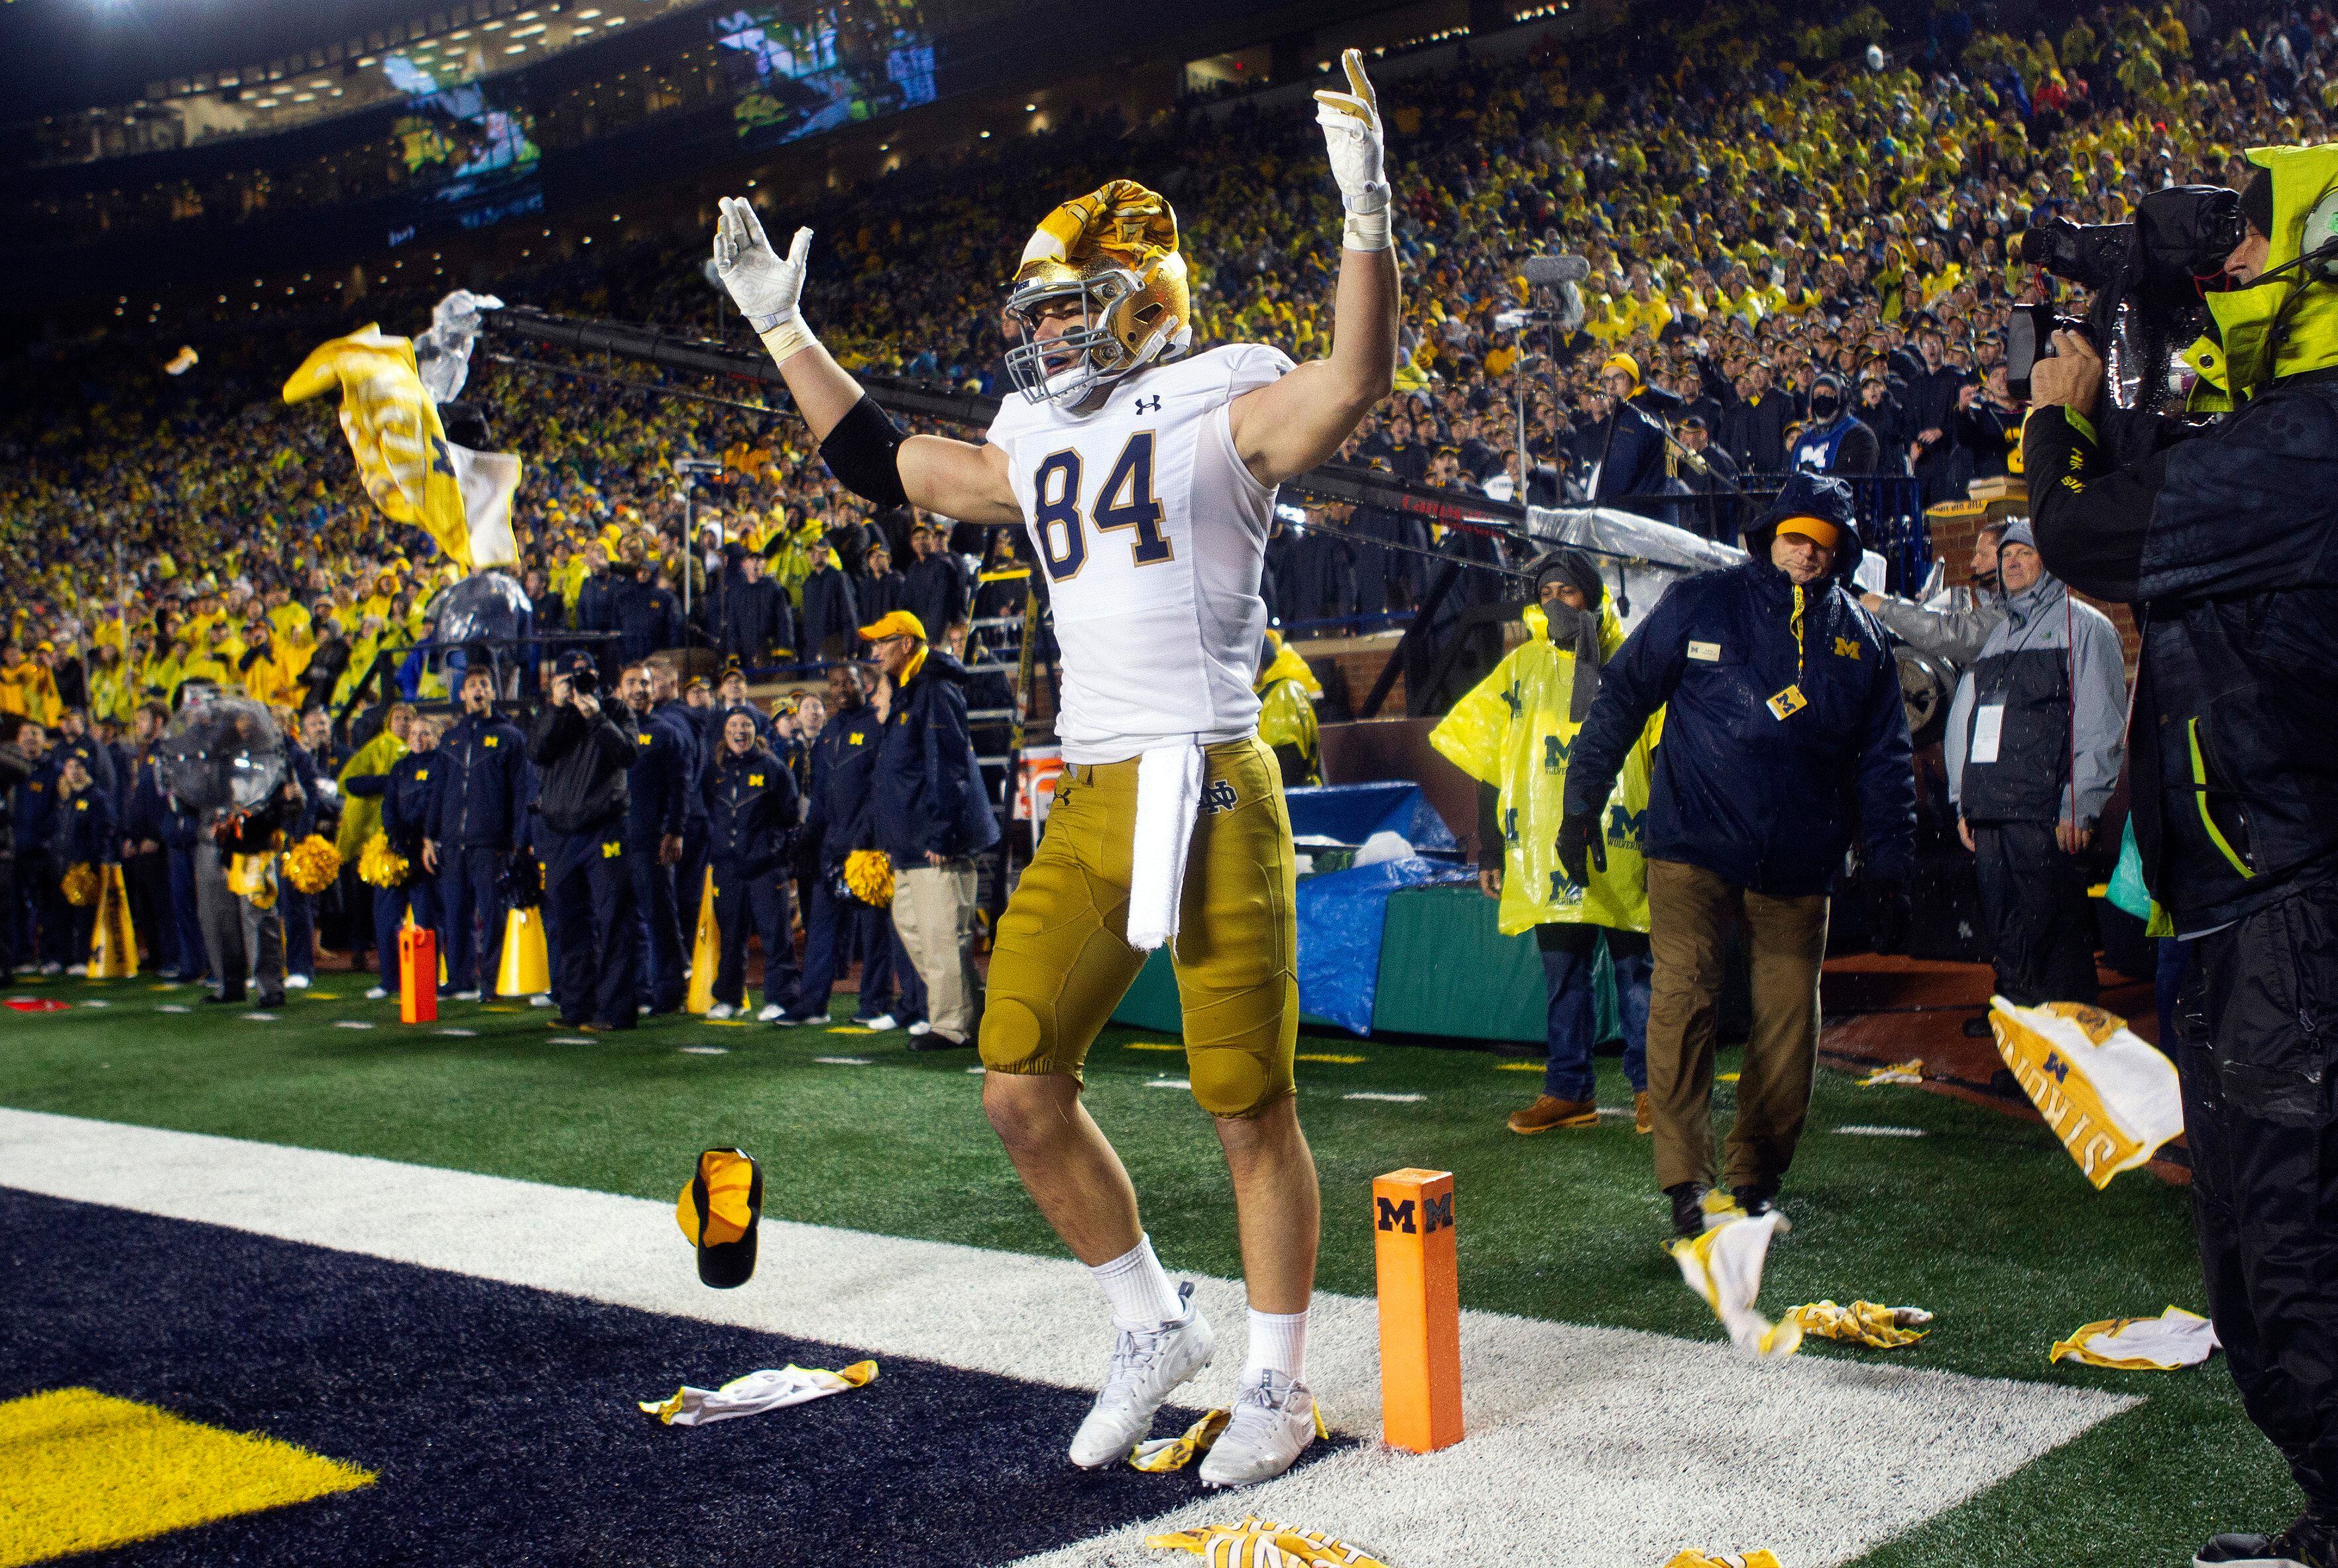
1543;732;1574;773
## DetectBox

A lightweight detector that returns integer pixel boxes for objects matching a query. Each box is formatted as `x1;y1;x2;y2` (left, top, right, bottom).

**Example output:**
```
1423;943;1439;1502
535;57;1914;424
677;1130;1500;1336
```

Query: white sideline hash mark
1837;1124;1929;1137
336;1021;375;1030
679;1046;729;1056
0;1110;2133;1568
1343;1092;1424;1103
1145;1078;1193;1090
814;1055;874;1066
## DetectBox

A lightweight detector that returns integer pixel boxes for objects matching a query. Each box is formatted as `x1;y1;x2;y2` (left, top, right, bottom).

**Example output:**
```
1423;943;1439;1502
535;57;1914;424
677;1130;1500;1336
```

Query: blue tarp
1284;783;1457;852
1295;856;1476;1035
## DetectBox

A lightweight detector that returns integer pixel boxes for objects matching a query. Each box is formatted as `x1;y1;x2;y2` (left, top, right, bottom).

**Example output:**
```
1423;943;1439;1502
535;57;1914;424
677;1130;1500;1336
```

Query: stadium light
505;44;526;52
1024;103;1035;111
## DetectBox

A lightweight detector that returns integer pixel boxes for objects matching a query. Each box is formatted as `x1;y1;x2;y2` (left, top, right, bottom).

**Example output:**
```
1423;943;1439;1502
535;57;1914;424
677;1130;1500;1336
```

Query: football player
713;50;1397;1487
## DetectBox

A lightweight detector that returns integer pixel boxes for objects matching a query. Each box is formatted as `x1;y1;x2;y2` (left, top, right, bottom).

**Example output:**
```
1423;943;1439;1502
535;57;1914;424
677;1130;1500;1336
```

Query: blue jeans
1537;923;1651;1101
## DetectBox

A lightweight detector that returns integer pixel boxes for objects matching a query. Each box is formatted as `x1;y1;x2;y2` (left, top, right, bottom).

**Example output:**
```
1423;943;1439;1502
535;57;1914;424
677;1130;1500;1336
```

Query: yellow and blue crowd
0;0;2330;981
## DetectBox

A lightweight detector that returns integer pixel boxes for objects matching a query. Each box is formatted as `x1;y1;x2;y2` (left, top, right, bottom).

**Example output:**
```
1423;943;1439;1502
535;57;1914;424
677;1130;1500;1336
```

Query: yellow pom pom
284;834;343;895
61;863;99;908
358;832;411;890
843;849;894;908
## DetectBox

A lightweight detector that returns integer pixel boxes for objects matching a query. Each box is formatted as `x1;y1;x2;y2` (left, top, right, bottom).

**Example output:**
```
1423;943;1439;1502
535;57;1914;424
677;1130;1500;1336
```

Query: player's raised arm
1226;48;1401;488
712;197;1022;526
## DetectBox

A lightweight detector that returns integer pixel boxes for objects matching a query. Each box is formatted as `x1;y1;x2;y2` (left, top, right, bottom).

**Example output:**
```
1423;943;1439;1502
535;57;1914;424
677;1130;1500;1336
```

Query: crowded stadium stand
3;0;2337;1561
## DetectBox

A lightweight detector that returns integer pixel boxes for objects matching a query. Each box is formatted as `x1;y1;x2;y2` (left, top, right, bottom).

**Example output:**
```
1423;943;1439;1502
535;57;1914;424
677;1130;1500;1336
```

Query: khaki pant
1645;858;1830;1192
893;860;982;1043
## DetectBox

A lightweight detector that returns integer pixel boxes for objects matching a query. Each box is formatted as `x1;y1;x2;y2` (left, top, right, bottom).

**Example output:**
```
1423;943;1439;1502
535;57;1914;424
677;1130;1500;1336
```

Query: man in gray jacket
1944;522;2126;1021
1861;518;2009;665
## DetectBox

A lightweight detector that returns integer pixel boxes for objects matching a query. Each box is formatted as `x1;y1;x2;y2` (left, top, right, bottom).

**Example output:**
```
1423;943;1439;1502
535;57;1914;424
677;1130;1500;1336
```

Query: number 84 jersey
986;342;1295;765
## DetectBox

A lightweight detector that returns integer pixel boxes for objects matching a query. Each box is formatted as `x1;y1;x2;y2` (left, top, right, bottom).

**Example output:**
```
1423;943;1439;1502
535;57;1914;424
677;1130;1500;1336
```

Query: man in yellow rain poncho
1254;630;1322;788
1432;551;1659;1137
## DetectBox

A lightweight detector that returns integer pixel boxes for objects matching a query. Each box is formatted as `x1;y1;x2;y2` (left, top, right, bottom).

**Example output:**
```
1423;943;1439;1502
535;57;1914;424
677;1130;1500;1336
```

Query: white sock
1090;1235;1183;1330
1245;1307;1310;1384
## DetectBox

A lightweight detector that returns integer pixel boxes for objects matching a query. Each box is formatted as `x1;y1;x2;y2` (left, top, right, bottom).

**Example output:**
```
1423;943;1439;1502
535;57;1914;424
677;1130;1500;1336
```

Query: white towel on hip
1125;742;1204;952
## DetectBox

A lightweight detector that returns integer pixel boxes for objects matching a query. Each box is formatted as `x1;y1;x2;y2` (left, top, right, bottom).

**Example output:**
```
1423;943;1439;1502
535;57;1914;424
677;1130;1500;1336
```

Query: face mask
1809;394;1841;421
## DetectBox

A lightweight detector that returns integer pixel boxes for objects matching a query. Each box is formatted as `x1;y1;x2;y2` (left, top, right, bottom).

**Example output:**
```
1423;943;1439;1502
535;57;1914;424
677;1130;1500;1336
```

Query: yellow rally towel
282;326;522;571
638;1362;877;1427
1785;1300;1934;1349
1146;1516;1391;1567
685;868;719;1015
1130;1404;1329;1474
89;863;139;980
1663;1553;1784;1568
1129;1408;1230;1473
1021;178;1179;274
2050;1306;2220;1370
1859;1059;1924;1086
60;862;99;908
1988;998;2183;1189
1670;1214;1800;1359
226;854;280;911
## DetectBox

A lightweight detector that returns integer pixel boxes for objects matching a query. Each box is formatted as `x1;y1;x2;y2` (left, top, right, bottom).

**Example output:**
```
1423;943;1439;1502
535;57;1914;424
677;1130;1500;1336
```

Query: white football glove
713;196;815;346
1313;48;1390;247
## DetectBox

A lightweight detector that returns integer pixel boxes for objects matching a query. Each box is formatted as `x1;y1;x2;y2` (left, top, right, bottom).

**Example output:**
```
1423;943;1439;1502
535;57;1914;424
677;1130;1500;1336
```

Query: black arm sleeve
2023;406;2163;603
819;394;910;510
1834;424;1879;476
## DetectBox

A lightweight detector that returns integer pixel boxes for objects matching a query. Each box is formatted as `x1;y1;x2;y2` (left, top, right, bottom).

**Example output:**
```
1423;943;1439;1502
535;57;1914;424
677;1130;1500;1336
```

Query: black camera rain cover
160;695;287;814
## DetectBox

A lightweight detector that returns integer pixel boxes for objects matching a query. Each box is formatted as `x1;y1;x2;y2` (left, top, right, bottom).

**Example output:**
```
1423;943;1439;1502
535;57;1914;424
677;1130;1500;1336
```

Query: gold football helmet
1005;179;1193;411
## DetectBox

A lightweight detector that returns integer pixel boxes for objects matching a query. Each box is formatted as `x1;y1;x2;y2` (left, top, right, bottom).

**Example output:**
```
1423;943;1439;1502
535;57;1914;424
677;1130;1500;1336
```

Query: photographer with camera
526;651;640;1032
2022;150;2338;1568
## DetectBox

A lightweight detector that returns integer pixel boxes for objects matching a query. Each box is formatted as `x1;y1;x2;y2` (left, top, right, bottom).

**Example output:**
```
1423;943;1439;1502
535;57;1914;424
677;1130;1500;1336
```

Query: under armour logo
1198;780;1239;814
1134;394;1163;415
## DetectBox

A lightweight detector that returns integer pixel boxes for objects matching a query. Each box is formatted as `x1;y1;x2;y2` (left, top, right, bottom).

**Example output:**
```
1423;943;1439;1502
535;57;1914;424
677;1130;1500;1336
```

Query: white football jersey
986;343;1295;764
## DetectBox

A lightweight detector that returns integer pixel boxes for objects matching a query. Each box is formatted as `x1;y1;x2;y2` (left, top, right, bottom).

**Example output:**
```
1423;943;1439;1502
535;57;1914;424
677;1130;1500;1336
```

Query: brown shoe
1634;1091;1654;1135
1507;1095;1600;1134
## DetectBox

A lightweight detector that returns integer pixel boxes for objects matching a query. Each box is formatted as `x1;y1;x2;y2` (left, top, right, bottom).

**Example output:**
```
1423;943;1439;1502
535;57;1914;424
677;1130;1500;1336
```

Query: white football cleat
451;989;481;1002
756;1003;784;1022
285;974;311;990
856;1013;895;1031
66;964;87;978
906;1019;932;1037
707;1003;736;1020
1068;1292;1214;1470
1198;1369;1322;1489
529;993;554;1008
365;985;390;1001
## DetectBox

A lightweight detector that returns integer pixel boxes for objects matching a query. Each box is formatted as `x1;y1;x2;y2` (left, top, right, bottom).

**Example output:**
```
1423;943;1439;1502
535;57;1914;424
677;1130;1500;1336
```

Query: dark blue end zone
0;1190;1340;1567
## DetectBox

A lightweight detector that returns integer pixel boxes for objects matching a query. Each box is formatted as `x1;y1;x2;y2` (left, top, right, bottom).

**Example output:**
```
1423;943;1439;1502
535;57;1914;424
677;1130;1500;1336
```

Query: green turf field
0;974;2298;1566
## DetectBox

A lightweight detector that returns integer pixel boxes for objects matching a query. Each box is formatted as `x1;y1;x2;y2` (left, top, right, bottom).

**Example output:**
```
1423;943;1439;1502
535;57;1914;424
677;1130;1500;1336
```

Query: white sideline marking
1342;1092;1423;1103
1837;1125;1930;1138
1146;1078;1193;1090
0;1109;2131;1568
813;1055;873;1066
336;1021;375;1030
679;1046;729;1056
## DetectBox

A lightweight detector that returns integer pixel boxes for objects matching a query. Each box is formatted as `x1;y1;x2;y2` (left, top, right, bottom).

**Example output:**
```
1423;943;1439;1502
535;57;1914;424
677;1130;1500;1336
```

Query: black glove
1869;874;1912;956
1555;809;1607;887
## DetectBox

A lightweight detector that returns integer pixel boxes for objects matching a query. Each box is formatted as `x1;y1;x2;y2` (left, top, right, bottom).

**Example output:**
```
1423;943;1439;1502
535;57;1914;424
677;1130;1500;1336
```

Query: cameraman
2024;154;2338;1568
527;650;639;1032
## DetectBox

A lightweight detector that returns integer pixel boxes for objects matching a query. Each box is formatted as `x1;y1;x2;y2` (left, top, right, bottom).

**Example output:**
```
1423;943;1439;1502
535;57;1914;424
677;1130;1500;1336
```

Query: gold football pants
979;735;1297;1118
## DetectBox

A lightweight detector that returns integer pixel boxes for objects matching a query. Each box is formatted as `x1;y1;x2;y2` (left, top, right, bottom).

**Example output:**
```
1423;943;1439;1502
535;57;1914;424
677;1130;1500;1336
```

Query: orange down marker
398;924;438;1024
1372;1166;1462;1453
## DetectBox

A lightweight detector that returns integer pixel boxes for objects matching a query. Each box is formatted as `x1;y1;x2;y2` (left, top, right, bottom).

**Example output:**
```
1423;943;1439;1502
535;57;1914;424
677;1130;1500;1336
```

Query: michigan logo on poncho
1430;602;1659;936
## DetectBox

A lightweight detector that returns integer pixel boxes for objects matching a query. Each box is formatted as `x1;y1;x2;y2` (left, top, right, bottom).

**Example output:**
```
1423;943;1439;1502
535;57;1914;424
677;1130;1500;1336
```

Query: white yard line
0;1108;2132;1568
